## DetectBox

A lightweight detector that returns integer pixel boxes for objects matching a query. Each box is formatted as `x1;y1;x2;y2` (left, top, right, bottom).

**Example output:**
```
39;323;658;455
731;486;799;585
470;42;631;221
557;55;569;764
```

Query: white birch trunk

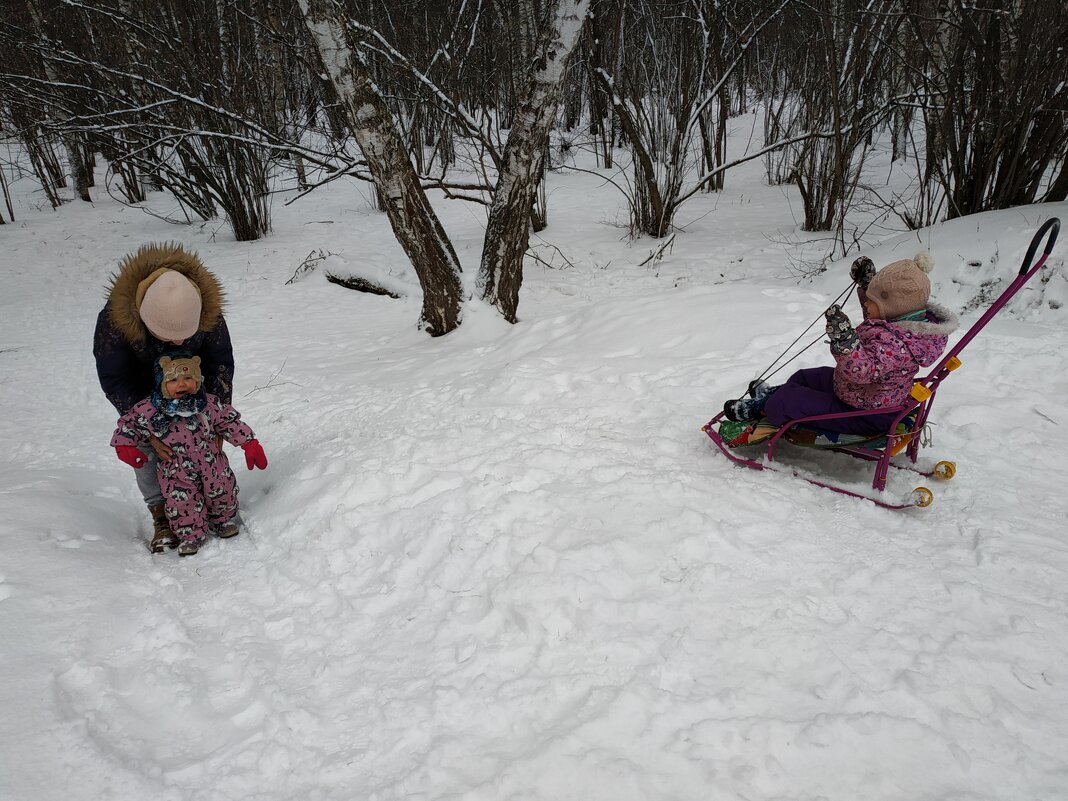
297;0;463;336
476;0;591;323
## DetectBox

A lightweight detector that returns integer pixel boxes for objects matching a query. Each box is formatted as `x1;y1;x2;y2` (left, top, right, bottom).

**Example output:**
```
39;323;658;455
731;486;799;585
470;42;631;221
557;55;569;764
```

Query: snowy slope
1;147;1067;801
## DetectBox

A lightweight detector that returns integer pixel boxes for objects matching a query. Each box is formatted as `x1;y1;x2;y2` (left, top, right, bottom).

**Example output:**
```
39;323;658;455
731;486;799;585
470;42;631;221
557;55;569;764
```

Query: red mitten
116;445;147;469
242;439;268;470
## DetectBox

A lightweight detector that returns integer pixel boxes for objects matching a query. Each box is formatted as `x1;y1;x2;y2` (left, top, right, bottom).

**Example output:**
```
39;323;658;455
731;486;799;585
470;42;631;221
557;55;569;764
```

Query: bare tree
3;0;1067;324
905;0;1068;219
784;2;905;250
595;0;791;238
477;0;590;323
0;158;11;222
23;0;93;201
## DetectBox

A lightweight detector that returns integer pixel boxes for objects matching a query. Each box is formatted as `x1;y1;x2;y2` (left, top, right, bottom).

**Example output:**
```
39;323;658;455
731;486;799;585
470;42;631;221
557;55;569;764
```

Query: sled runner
703;217;1060;510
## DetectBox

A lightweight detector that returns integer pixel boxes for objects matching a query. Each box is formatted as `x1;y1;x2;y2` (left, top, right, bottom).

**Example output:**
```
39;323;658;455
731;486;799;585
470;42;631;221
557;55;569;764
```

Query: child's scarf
893;309;927;322
151;348;208;436
149;389;208;436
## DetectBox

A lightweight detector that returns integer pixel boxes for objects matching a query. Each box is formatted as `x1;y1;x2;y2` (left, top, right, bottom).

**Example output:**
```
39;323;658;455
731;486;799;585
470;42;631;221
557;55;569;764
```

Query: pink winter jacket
111;393;256;457
832;301;958;410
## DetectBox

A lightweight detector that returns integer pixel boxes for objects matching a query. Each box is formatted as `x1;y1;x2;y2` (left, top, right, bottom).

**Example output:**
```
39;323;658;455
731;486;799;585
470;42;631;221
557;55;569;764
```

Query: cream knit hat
137;269;202;340
867;252;934;320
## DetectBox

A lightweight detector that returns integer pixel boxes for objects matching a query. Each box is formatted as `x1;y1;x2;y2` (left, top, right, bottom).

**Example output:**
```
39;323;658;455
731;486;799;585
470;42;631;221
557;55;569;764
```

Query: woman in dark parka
94;242;234;552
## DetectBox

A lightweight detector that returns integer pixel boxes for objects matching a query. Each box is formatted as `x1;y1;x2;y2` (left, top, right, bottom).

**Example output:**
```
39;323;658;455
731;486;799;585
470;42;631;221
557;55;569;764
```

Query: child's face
165;376;198;398
863;298;883;320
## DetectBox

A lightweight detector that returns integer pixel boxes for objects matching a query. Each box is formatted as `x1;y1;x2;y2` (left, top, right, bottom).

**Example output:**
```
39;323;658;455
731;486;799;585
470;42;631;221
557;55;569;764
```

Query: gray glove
850;256;876;289
825;304;859;355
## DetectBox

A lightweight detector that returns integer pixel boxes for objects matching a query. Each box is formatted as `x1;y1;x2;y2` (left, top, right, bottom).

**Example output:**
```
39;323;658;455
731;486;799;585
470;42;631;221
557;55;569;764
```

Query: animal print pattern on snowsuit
112;394;255;543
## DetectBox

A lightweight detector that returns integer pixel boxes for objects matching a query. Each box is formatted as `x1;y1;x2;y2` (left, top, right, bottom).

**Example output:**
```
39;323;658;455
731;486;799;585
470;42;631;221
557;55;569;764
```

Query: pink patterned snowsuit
832;300;959;409
111;394;255;543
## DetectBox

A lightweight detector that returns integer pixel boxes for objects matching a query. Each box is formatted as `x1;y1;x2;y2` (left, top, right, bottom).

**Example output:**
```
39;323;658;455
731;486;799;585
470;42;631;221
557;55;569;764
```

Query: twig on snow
286;248;339;285
243;359;297;397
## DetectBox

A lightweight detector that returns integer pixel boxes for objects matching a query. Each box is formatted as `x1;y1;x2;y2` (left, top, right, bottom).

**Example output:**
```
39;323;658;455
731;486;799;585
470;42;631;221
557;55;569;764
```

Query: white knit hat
137;269;202;340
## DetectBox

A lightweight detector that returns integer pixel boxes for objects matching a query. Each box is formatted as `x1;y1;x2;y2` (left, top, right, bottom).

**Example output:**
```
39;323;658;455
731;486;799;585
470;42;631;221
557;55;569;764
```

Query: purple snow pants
762;367;899;435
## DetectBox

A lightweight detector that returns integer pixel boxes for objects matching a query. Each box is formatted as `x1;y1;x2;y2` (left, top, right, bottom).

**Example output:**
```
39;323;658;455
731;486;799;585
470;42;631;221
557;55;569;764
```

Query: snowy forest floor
2;138;1068;801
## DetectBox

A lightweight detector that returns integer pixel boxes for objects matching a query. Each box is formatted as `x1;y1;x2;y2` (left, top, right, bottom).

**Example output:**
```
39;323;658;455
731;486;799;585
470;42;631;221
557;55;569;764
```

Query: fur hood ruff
886;300;959;339
106;243;225;344
862;300;959;366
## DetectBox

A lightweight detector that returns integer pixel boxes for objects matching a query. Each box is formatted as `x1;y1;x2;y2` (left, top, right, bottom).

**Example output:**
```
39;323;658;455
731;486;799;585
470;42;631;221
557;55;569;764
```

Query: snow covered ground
2;135;1067;800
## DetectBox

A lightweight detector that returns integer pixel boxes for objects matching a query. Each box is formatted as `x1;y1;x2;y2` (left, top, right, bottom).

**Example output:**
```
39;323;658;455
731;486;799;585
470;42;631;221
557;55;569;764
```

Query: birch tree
297;0;464;336
476;0;590;323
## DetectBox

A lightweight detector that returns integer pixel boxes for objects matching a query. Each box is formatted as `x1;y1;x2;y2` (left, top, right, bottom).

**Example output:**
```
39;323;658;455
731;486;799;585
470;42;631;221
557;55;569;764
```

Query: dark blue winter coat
93;243;234;414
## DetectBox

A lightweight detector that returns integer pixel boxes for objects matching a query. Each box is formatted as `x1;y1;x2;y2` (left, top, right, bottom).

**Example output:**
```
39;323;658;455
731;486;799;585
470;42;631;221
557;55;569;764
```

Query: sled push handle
1019;217;1059;276
906;217;1060;446
927;216;1060;374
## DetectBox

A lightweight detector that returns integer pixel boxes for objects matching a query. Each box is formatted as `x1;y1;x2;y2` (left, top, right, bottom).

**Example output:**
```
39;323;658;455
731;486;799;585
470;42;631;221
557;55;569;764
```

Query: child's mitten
850;256;876;289
115;445;147;468
825;304;859;355
242;439;268;470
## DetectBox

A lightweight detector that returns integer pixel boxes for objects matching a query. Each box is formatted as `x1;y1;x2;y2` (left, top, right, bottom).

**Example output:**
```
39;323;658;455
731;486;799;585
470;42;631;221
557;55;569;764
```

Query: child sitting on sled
111;351;268;555
721;253;959;447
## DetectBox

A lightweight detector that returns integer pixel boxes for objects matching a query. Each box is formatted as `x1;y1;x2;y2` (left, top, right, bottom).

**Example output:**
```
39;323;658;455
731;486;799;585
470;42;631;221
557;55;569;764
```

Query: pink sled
702;217;1061;510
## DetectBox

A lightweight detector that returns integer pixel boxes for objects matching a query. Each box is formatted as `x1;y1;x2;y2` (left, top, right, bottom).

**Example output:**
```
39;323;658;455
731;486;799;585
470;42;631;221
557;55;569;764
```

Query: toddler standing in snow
111;351;268;555
722;253;959;446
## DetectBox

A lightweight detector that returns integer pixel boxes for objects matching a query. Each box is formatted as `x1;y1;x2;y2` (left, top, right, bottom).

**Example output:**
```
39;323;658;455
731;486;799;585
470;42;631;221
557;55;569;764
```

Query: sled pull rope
749;282;857;391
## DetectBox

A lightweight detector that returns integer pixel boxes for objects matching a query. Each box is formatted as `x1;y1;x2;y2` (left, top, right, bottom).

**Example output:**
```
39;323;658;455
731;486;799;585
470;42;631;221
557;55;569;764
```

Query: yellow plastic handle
945;356;962;371
911;383;933;402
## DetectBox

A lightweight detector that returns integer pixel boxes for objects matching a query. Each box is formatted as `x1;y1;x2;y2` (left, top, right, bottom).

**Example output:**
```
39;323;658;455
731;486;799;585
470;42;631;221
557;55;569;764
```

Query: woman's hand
148;435;174;462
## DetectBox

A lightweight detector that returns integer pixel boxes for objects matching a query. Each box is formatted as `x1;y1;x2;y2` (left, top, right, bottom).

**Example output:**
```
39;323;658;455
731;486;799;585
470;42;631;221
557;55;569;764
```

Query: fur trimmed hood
864;301;959;367
106;243;225;344
884;301;959;339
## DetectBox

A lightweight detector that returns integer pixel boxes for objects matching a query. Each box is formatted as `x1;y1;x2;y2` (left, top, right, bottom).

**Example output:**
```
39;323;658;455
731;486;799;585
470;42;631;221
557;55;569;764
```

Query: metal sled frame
703;217;1061;509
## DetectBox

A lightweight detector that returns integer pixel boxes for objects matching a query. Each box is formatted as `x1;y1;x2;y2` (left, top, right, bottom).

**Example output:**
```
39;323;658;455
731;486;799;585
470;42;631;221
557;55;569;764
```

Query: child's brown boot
213;521;240;539
148;503;179;553
177;537;203;557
